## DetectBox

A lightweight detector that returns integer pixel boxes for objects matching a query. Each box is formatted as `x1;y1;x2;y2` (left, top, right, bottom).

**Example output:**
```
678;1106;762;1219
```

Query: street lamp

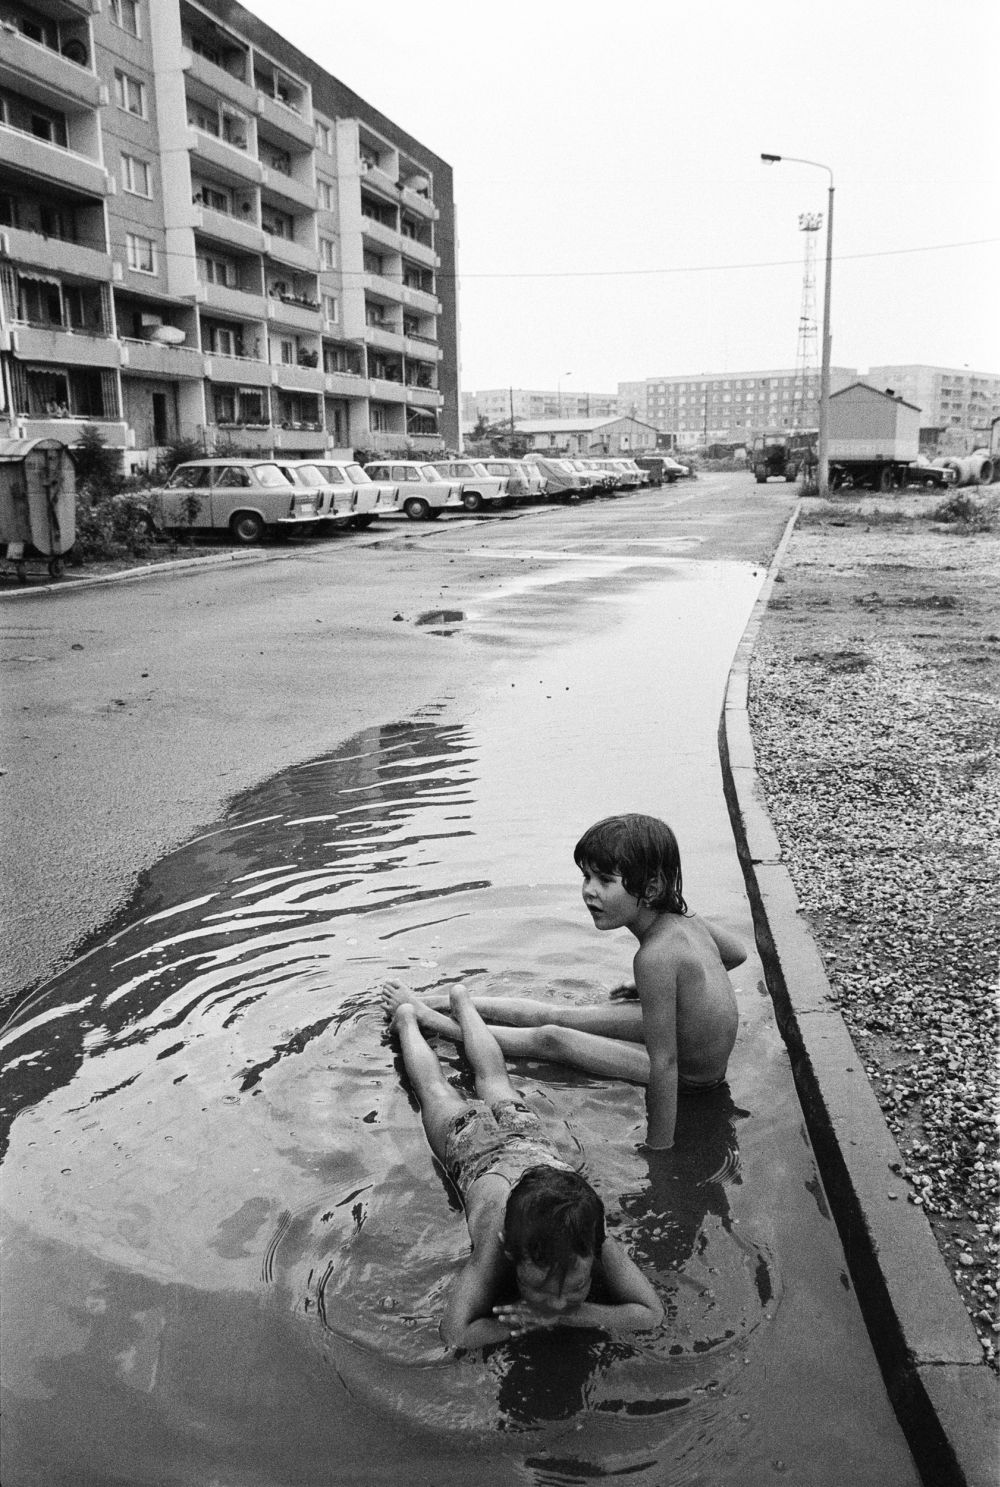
761;153;835;496
558;371;572;418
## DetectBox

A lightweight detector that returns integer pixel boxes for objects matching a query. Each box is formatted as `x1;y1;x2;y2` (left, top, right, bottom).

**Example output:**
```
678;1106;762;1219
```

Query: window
120;154;151;197
370;404;390;432
188;104;219;137
318;180;334;211
323;294;339;323
126;232;156;273
280;338;295;365
320;237;337;270
207;325;238;356
199;254;237;287
316;123;332;154
110;0;140;36
115;71;146;117
200;185;230;214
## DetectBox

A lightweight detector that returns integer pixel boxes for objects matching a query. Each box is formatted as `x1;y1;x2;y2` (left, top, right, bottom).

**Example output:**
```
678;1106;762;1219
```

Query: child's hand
492;1302;564;1337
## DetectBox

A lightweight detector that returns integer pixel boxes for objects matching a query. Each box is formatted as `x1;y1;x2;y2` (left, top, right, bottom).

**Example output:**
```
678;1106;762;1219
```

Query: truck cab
750;433;812;483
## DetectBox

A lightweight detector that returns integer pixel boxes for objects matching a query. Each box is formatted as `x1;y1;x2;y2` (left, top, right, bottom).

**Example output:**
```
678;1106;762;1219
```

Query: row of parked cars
140;452;692;544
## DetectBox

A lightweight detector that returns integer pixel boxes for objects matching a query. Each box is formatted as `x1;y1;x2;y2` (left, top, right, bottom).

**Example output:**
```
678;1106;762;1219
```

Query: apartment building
863;365;1000;433
618;367;857;448
0;0;457;462
462;386;620;431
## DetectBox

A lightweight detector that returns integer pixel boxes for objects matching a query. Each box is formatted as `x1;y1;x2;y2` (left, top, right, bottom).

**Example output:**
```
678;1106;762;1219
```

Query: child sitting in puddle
383;813;746;1152
383;983;663;1347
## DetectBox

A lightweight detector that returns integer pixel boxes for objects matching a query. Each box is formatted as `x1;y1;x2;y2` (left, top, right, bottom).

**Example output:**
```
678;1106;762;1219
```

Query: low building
618;367;857;448
462;387;620;431
0;0;457;464
516;415;657;456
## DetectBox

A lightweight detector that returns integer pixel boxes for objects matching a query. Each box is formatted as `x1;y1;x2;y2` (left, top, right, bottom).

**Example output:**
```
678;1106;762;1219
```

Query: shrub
74;491;155;562
72;424;123;493
155;436;204;480
931;492;997;531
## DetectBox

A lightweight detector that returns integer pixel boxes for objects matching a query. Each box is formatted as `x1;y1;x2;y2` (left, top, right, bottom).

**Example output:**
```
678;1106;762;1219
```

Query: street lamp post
761;153;835;496
558;371;572;418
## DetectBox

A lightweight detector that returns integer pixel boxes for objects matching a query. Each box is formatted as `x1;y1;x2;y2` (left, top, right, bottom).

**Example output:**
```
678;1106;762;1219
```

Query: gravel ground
747;487;1000;1369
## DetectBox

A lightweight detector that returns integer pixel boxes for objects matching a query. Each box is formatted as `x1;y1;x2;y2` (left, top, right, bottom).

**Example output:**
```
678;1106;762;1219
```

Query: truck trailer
827;382;934;491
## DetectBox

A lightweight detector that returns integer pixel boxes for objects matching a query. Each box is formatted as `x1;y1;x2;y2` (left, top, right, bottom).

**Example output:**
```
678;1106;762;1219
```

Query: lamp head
760;153;781;163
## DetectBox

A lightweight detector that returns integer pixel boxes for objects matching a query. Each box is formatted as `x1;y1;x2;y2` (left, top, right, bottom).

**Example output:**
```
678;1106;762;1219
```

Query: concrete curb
718;504;999;1487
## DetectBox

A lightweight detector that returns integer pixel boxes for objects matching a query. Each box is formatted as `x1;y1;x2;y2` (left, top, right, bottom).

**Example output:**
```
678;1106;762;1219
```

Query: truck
749;431;815;483
827;382;953;492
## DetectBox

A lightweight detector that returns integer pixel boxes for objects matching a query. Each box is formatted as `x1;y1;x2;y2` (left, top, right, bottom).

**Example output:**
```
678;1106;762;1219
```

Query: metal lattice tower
791;212;822;430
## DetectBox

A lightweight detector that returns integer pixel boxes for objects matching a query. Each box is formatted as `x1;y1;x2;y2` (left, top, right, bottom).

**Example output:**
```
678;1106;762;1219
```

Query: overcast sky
243;0;999;395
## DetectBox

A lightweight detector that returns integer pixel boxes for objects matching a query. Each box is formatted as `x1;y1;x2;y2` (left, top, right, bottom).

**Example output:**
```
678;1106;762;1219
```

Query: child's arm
634;942;679;1150
493;1238;662;1336
701;916;748;970
442;1241;516;1349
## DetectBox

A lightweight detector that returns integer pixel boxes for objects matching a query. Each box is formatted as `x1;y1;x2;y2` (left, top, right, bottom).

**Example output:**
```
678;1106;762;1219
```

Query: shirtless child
383;983;663;1347
383;813;746;1152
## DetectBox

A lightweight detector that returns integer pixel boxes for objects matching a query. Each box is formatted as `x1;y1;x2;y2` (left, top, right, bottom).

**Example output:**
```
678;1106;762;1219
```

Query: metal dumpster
0;437;76;581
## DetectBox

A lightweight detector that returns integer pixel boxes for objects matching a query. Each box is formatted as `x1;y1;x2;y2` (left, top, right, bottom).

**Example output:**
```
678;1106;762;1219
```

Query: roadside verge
718;504;998;1487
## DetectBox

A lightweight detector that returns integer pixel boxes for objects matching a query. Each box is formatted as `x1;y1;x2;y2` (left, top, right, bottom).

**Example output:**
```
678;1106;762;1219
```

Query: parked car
617;458;651;485
588;459;640;490
480;458;546;502
146;459;318;544
567;459;616;492
281;460;397;529
431;459;509;512
363;460;463;520
634;455;689;485
524;456;584;499
905;458;956;490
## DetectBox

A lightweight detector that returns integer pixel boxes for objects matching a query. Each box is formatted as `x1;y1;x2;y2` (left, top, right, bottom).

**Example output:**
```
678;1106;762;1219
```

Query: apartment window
221;109;248;149
262;210;292;239
207;325;238;356
320;237;337;270
110;0;140;37
370;404;390;433
188;104;219;137
115;71;146;118
280;338;295;365
199;254;237;287
316;122;332;154
120;154;151;197
126;232;155;273
199;185;230;214
323;294;339;323
318;180;334;211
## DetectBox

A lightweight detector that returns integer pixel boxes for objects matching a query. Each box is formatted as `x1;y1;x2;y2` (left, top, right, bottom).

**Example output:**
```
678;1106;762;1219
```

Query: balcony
397;183;437;220
403;335;442;361
367;377;406;404
400;285;440;316
407;432;444;453
198;281;267;320
0;224;111;282
188;128;262;186
364;324;405;353
399;236;437;269
0;29;102;111
194;205;267;254
323;370;366;398
0;126;108;198
256;92;314;147
266;295;322;332
272;423;325;451
271;362;325;393
207;422;272;451
184;49;257;115
360;216;401;253
17;416;128;445
405;386;442;409
260;166;315;211
362;271;405;304
120;338;204;379
263;235;319;273
11;324;120;368
203;353;271;386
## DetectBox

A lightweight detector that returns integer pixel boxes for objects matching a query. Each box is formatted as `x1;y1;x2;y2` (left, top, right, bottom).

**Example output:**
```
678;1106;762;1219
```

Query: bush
931;492;997;531
72;424;123;493
74;491;156;562
155;436;204;480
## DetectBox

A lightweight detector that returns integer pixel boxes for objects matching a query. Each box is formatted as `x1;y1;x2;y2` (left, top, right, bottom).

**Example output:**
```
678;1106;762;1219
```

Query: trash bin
0;437;76;581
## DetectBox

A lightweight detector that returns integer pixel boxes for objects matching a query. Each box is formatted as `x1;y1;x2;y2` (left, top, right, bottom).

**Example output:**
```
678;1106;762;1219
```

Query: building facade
863;365;1000;434
462;386;620;431
618;367;857;448
0;0;457;463
516;415;657;456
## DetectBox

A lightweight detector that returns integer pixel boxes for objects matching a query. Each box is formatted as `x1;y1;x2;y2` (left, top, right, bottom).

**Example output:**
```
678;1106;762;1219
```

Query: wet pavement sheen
0;526;920;1484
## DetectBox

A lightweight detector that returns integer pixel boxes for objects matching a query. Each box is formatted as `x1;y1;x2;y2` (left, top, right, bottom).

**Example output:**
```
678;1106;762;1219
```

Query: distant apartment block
618;367;858;447
863;365;1000;432
461;387;620;431
0;0;457;462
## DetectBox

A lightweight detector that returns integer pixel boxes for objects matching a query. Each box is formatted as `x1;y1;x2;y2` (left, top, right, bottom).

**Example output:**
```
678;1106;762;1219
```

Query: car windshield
419;466;441;481
253;464;294;488
166;466;210;489
291;465;325;484
345;464;371;484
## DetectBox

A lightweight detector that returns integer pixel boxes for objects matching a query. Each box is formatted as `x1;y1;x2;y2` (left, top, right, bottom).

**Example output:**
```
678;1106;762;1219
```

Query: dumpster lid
0;437;69;461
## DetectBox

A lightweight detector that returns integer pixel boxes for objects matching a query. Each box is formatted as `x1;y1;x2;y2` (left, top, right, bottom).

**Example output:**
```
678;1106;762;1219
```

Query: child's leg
388;1003;466;1164
382;983;651;1086
420;988;645;1043
448;984;519;1107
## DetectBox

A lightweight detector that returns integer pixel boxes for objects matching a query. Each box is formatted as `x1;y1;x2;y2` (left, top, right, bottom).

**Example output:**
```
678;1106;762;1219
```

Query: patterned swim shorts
443;1098;574;1204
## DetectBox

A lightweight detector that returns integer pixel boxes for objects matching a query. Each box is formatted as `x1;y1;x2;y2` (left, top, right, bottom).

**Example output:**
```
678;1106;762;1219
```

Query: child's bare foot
380;979;422;1020
380;980;463;1041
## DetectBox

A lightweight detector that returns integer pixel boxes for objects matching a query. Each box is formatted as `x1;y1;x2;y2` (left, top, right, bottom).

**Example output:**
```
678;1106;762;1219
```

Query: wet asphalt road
0;473;794;1008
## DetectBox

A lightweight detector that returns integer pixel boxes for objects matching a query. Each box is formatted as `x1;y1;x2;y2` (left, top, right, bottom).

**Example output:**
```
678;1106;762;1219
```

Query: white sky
243;0;999;394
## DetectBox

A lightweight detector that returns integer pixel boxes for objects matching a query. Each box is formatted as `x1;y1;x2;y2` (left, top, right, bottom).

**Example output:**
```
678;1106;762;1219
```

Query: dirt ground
747;485;1000;1368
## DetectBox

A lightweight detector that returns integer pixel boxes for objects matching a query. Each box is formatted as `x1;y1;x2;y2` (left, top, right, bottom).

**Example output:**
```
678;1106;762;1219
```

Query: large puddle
1;560;917;1485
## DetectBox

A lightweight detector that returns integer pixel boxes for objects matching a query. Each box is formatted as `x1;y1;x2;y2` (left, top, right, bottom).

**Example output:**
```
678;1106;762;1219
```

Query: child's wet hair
503;1167;605;1285
574;813;688;915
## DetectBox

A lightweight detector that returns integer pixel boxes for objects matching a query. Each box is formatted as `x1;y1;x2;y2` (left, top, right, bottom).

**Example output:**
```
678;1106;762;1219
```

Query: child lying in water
384;813;747;1152
383;982;663;1347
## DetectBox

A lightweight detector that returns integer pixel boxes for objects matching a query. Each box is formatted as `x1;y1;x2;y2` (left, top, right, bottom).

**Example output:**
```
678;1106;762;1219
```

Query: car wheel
351;514;376;529
403;497;431;521
462;491;484;512
754;465;768;483
877;466;895;493
229;510;265;545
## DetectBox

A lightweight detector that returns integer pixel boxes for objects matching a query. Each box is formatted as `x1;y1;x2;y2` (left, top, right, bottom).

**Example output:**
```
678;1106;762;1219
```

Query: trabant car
590;458;641;489
567;459;616;492
480;459;546;502
280;460;397;529
523;456;584;499
431;459;509;512
363;460;463;520
147;459;318;544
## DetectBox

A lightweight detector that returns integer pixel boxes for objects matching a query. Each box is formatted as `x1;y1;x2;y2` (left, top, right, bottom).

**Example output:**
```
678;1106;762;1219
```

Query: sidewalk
718;506;998;1487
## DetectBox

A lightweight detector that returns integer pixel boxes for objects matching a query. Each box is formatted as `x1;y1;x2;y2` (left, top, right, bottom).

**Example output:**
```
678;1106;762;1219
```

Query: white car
363;460;463;520
480;459;546;502
432;459;509;512
283;460;397;529
147;459;318;544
